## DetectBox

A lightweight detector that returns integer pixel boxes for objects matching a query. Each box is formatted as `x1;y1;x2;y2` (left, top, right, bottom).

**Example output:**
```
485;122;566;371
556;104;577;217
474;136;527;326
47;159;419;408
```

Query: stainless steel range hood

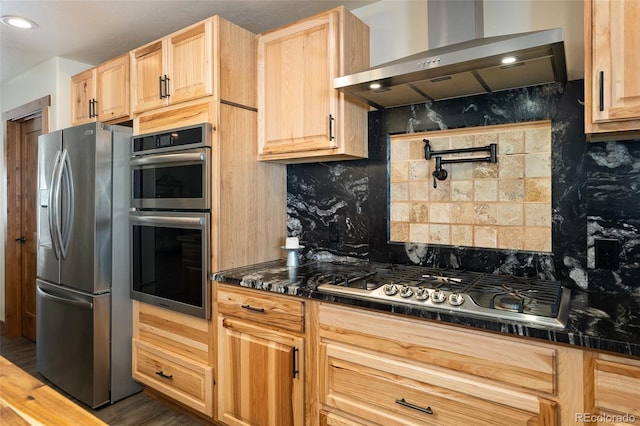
336;1;567;109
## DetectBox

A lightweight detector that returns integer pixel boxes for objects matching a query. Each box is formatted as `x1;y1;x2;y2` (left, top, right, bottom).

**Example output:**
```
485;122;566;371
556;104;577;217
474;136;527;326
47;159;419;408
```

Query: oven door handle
129;214;206;227
129;151;205;166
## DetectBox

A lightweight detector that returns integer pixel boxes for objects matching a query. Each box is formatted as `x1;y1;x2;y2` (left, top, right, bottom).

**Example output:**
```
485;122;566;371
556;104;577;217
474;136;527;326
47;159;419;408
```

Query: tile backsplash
389;121;552;251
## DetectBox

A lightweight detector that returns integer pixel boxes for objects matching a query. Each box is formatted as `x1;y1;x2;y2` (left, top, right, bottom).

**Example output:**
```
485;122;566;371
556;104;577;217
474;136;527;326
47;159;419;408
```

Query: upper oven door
130;147;210;210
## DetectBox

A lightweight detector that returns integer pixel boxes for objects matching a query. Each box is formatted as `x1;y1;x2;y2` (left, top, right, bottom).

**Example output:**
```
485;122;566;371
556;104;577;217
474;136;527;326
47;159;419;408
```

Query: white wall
0;57;91;322
354;0;584;80
353;0;429;67
483;0;584;80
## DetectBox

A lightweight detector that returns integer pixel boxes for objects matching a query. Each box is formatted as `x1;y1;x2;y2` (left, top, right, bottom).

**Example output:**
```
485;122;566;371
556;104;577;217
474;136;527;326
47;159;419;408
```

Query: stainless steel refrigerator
36;122;142;408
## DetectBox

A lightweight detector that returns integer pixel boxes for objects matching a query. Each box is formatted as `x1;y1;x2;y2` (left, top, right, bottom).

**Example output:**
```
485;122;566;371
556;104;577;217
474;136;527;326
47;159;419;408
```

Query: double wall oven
129;123;211;318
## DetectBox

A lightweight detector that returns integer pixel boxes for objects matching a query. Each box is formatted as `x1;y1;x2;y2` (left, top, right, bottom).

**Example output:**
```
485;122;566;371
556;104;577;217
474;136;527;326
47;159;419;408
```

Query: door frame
2;95;50;337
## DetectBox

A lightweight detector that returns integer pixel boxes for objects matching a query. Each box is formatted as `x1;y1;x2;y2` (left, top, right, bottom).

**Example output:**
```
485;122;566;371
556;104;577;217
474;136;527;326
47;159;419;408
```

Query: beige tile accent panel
389;121;552;252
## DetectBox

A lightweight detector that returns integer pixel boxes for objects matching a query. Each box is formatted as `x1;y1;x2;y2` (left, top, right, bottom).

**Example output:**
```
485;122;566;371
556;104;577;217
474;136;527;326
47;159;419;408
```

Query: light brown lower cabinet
585;353;640;426
132;339;214;415
131;301;214;417
320;341;553;425
216;285;306;426
315;302;590;426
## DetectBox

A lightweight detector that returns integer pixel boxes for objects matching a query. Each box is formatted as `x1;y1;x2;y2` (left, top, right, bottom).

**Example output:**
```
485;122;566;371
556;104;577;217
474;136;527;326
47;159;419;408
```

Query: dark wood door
6;115;42;341
20;117;41;341
3;95;49;339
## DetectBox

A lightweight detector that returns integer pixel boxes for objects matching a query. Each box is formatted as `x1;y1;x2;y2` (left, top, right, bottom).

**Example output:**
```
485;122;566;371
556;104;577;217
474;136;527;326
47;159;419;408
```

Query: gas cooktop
314;264;571;329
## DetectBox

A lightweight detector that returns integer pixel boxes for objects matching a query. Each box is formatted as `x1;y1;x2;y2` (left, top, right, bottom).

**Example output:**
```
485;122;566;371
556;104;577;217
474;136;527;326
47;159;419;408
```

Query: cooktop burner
315;265;571;329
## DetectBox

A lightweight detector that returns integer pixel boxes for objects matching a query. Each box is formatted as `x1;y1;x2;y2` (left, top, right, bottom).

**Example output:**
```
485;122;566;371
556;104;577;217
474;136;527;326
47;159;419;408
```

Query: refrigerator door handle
49;150;62;260
36;285;93;310
59;149;75;259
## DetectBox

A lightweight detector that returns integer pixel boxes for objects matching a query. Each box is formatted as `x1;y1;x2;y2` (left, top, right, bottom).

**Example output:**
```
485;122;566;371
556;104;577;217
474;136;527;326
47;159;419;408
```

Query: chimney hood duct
335;1;567;109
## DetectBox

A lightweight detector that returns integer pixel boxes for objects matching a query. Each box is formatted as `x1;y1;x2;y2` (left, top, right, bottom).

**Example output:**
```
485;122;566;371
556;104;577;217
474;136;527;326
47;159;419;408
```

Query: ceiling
0;0;378;84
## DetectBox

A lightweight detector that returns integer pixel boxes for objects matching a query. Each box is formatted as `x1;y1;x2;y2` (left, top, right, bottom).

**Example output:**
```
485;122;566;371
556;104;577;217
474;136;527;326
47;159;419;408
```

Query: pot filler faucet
423;139;498;188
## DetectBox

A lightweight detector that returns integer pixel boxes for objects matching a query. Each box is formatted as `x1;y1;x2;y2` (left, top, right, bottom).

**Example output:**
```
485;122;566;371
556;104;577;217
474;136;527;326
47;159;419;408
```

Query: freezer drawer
36;279;110;408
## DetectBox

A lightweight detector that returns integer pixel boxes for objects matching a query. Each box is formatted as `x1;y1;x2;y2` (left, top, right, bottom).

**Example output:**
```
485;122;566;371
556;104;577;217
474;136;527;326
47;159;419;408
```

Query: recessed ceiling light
501;56;517;65
1;15;39;30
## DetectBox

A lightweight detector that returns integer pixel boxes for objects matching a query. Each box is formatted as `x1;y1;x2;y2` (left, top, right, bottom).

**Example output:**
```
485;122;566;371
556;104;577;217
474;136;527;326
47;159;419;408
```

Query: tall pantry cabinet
129;15;287;421
585;0;640;140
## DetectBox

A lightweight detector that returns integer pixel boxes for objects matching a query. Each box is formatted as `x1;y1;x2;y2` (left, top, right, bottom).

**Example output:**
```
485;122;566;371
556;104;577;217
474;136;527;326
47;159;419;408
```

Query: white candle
285;237;299;249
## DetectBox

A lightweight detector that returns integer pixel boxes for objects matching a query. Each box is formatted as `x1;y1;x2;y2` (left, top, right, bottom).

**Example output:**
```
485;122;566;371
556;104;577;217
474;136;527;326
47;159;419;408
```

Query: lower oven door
130;211;210;318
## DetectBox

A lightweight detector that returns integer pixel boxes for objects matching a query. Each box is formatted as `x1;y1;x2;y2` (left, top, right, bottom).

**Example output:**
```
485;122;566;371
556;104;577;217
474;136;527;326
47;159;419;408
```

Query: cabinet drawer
321;342;543;426
133;301;210;364
319;303;556;394
217;285;304;333
321;411;367;426
595;359;640;418
133;339;213;416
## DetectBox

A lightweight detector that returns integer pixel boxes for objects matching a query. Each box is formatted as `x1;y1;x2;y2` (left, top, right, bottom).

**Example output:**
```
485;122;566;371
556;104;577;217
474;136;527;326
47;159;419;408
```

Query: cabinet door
71;68;95;125
593;358;640;425
96;53;130;122
131;40;166;113
588;0;640;131
218;316;304;426
167;21;213;105
259;11;338;156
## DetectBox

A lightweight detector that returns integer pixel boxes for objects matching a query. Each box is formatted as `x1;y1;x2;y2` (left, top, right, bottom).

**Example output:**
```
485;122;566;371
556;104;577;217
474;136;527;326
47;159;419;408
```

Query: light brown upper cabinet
131;19;213;114
71;53;130;125
257;6;370;163
131;16;257;115
585;0;640;141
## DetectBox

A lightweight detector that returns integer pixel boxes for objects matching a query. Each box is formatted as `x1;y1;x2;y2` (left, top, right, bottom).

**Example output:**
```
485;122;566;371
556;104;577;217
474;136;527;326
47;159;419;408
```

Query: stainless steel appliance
334;0;567;108
130;210;209;318
130;123;210;210
129;123;211;318
316;264;571;329
36;123;142;408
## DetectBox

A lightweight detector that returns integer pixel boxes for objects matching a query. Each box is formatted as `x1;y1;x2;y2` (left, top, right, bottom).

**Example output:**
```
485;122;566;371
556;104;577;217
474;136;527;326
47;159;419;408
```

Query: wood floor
0;335;208;425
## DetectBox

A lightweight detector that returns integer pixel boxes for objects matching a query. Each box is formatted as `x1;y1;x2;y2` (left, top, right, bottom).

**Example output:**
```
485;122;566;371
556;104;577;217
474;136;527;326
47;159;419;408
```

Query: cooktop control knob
384;284;398;296
414;287;429;300
431;289;446;303
448;293;464;306
399;285;413;298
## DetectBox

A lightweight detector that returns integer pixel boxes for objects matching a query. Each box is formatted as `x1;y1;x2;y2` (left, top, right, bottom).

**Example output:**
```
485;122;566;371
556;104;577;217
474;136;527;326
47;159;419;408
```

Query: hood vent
335;1;567;109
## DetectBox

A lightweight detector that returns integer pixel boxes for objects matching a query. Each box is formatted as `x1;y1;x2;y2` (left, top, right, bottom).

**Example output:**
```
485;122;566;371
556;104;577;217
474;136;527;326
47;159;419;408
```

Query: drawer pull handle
241;304;265;313
395;398;433;415
155;370;173;380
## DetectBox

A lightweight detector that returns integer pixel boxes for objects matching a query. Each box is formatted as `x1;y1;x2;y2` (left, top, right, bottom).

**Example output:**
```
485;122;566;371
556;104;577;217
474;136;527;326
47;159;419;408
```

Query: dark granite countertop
212;259;640;357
